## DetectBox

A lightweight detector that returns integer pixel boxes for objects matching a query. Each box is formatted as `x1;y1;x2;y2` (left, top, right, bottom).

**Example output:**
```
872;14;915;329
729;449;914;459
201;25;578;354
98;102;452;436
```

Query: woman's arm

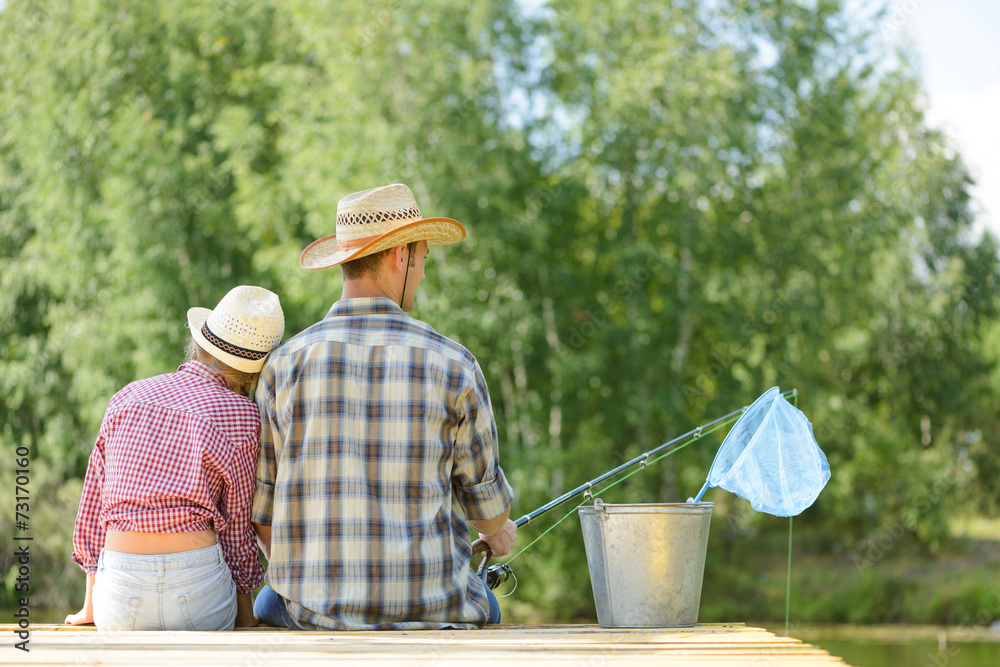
68;432;109;626
234;592;257;627
217;434;265;627
65;575;95;625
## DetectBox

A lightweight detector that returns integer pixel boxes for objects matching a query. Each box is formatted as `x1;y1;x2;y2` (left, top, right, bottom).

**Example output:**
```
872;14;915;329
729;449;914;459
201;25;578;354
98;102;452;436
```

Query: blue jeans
93;543;237;631
485;585;501;624
253;585;305;630
253;584;502;628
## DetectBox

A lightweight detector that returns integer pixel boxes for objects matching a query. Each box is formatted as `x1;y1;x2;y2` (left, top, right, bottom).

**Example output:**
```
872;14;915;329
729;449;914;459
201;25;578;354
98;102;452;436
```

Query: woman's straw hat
187;286;285;373
299;183;466;269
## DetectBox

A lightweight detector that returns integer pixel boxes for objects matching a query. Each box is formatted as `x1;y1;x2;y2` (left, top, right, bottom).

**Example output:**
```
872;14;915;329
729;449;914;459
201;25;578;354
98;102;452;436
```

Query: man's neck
341;276;400;303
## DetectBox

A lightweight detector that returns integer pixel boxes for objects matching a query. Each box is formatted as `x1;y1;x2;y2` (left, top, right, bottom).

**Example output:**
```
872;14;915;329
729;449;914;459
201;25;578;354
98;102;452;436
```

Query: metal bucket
578;499;713;627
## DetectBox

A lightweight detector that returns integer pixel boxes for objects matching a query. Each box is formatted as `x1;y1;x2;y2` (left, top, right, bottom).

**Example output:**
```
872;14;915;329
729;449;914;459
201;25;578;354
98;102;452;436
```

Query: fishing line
490;387;814;636
505;411;743;565
497;571;518;598
786;516;793;637
784;391;799;636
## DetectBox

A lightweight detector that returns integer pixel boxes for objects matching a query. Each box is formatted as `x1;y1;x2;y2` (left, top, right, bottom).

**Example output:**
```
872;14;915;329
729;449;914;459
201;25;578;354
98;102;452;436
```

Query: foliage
1;0;998;621
702;526;1000;626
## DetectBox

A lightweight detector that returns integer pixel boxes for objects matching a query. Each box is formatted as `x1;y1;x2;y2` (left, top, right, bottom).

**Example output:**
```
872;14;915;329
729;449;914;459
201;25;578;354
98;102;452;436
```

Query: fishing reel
474;547;516;590
483;562;514;590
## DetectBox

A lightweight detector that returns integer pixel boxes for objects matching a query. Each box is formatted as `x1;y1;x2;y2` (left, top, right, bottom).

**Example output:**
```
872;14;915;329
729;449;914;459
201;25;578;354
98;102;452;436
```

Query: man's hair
340;248;392;281
185;338;259;398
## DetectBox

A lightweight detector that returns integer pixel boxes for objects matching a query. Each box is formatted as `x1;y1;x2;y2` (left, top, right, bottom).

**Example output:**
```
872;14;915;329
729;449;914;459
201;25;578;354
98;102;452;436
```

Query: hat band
337;205;421;228
337;234;382;252
201;323;267;361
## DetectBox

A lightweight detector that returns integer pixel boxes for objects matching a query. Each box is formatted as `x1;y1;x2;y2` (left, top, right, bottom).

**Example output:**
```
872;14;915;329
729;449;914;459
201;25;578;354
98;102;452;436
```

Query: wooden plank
3;623;851;666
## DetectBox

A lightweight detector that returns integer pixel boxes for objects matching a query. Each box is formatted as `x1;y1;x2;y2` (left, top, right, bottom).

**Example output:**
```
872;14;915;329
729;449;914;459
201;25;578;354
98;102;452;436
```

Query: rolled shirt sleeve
452;360;514;522
216;435;265;593
251;363;279;527
71;434;108;576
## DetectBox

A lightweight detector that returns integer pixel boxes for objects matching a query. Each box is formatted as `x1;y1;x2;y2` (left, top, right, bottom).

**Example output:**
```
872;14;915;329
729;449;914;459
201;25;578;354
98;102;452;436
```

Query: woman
66;285;284;631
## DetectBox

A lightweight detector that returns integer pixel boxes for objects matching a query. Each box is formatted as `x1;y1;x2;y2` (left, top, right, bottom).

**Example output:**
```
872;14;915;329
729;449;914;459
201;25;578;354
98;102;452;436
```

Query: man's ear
388;244;407;272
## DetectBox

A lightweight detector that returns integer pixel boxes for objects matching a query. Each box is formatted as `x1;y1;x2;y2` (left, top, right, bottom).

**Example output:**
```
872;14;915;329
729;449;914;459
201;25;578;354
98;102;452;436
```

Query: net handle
691;387;795;503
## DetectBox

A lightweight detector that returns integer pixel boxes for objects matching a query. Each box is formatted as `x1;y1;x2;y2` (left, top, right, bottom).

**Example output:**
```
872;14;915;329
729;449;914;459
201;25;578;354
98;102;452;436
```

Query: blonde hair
185;338;260;398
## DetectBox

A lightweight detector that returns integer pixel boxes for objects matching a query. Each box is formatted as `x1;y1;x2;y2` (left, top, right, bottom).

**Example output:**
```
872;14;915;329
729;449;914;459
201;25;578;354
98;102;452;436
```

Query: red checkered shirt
71;361;264;593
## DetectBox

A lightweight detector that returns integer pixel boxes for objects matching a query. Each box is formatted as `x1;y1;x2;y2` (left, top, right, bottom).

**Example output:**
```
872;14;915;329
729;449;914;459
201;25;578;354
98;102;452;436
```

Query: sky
897;0;1000;239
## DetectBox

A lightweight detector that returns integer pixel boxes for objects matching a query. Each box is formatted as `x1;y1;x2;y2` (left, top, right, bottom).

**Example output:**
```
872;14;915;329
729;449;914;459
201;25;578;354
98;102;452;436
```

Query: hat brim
299;217;466;270
186;307;268;374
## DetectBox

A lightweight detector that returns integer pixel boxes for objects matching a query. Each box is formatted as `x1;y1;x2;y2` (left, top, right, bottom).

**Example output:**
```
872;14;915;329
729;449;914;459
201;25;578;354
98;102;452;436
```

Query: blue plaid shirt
252;297;513;630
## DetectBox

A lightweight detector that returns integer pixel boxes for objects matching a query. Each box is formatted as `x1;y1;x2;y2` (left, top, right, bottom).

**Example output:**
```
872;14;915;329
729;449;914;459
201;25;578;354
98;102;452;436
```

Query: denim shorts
93;543;236;631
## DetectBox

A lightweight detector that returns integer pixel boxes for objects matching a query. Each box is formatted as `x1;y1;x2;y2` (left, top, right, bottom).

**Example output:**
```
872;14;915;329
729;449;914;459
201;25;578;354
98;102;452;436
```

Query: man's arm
251;364;277;564
468;507;508;538
253;522;272;561
457;361;517;557
470;506;517;557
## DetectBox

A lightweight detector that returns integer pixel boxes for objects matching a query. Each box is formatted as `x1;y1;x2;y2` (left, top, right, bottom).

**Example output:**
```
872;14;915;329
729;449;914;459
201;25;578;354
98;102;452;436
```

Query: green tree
0;0;314;607
2;0;998;622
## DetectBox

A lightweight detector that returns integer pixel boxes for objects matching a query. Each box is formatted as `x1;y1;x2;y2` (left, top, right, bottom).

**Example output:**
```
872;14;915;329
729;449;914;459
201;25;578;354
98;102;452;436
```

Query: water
2;607;66;624
774;626;1000;667
815;638;1000;667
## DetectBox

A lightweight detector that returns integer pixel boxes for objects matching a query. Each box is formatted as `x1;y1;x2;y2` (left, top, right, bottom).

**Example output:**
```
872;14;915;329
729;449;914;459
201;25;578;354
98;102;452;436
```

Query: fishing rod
476;389;798;589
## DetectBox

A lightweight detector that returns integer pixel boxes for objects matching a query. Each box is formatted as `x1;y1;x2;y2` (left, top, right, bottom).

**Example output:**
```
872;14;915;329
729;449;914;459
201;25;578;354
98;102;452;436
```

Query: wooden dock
6;623;852;665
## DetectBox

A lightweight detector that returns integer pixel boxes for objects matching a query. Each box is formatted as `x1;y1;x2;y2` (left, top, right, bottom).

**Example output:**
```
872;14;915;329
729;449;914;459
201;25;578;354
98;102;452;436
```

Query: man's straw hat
300;183;466;269
187;286;285;373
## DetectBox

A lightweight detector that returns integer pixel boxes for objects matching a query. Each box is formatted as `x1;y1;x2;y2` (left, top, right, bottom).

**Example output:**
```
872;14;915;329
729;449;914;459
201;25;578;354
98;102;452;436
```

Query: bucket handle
592;497;609;519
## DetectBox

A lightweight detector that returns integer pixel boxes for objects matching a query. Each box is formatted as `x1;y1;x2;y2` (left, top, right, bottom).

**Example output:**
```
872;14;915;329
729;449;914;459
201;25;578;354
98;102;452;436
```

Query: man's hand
472;519;517;558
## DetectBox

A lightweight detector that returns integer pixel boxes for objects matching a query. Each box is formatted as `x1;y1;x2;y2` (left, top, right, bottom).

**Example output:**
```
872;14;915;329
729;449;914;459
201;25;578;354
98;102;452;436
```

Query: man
252;183;516;630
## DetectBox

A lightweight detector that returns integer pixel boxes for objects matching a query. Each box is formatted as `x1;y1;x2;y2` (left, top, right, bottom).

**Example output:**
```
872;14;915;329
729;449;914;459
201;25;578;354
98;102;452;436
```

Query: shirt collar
325;297;406;320
178;360;229;389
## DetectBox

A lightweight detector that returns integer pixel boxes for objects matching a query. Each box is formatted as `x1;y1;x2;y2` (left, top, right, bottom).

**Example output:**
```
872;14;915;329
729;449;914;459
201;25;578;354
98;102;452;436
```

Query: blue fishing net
694;387;830;517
